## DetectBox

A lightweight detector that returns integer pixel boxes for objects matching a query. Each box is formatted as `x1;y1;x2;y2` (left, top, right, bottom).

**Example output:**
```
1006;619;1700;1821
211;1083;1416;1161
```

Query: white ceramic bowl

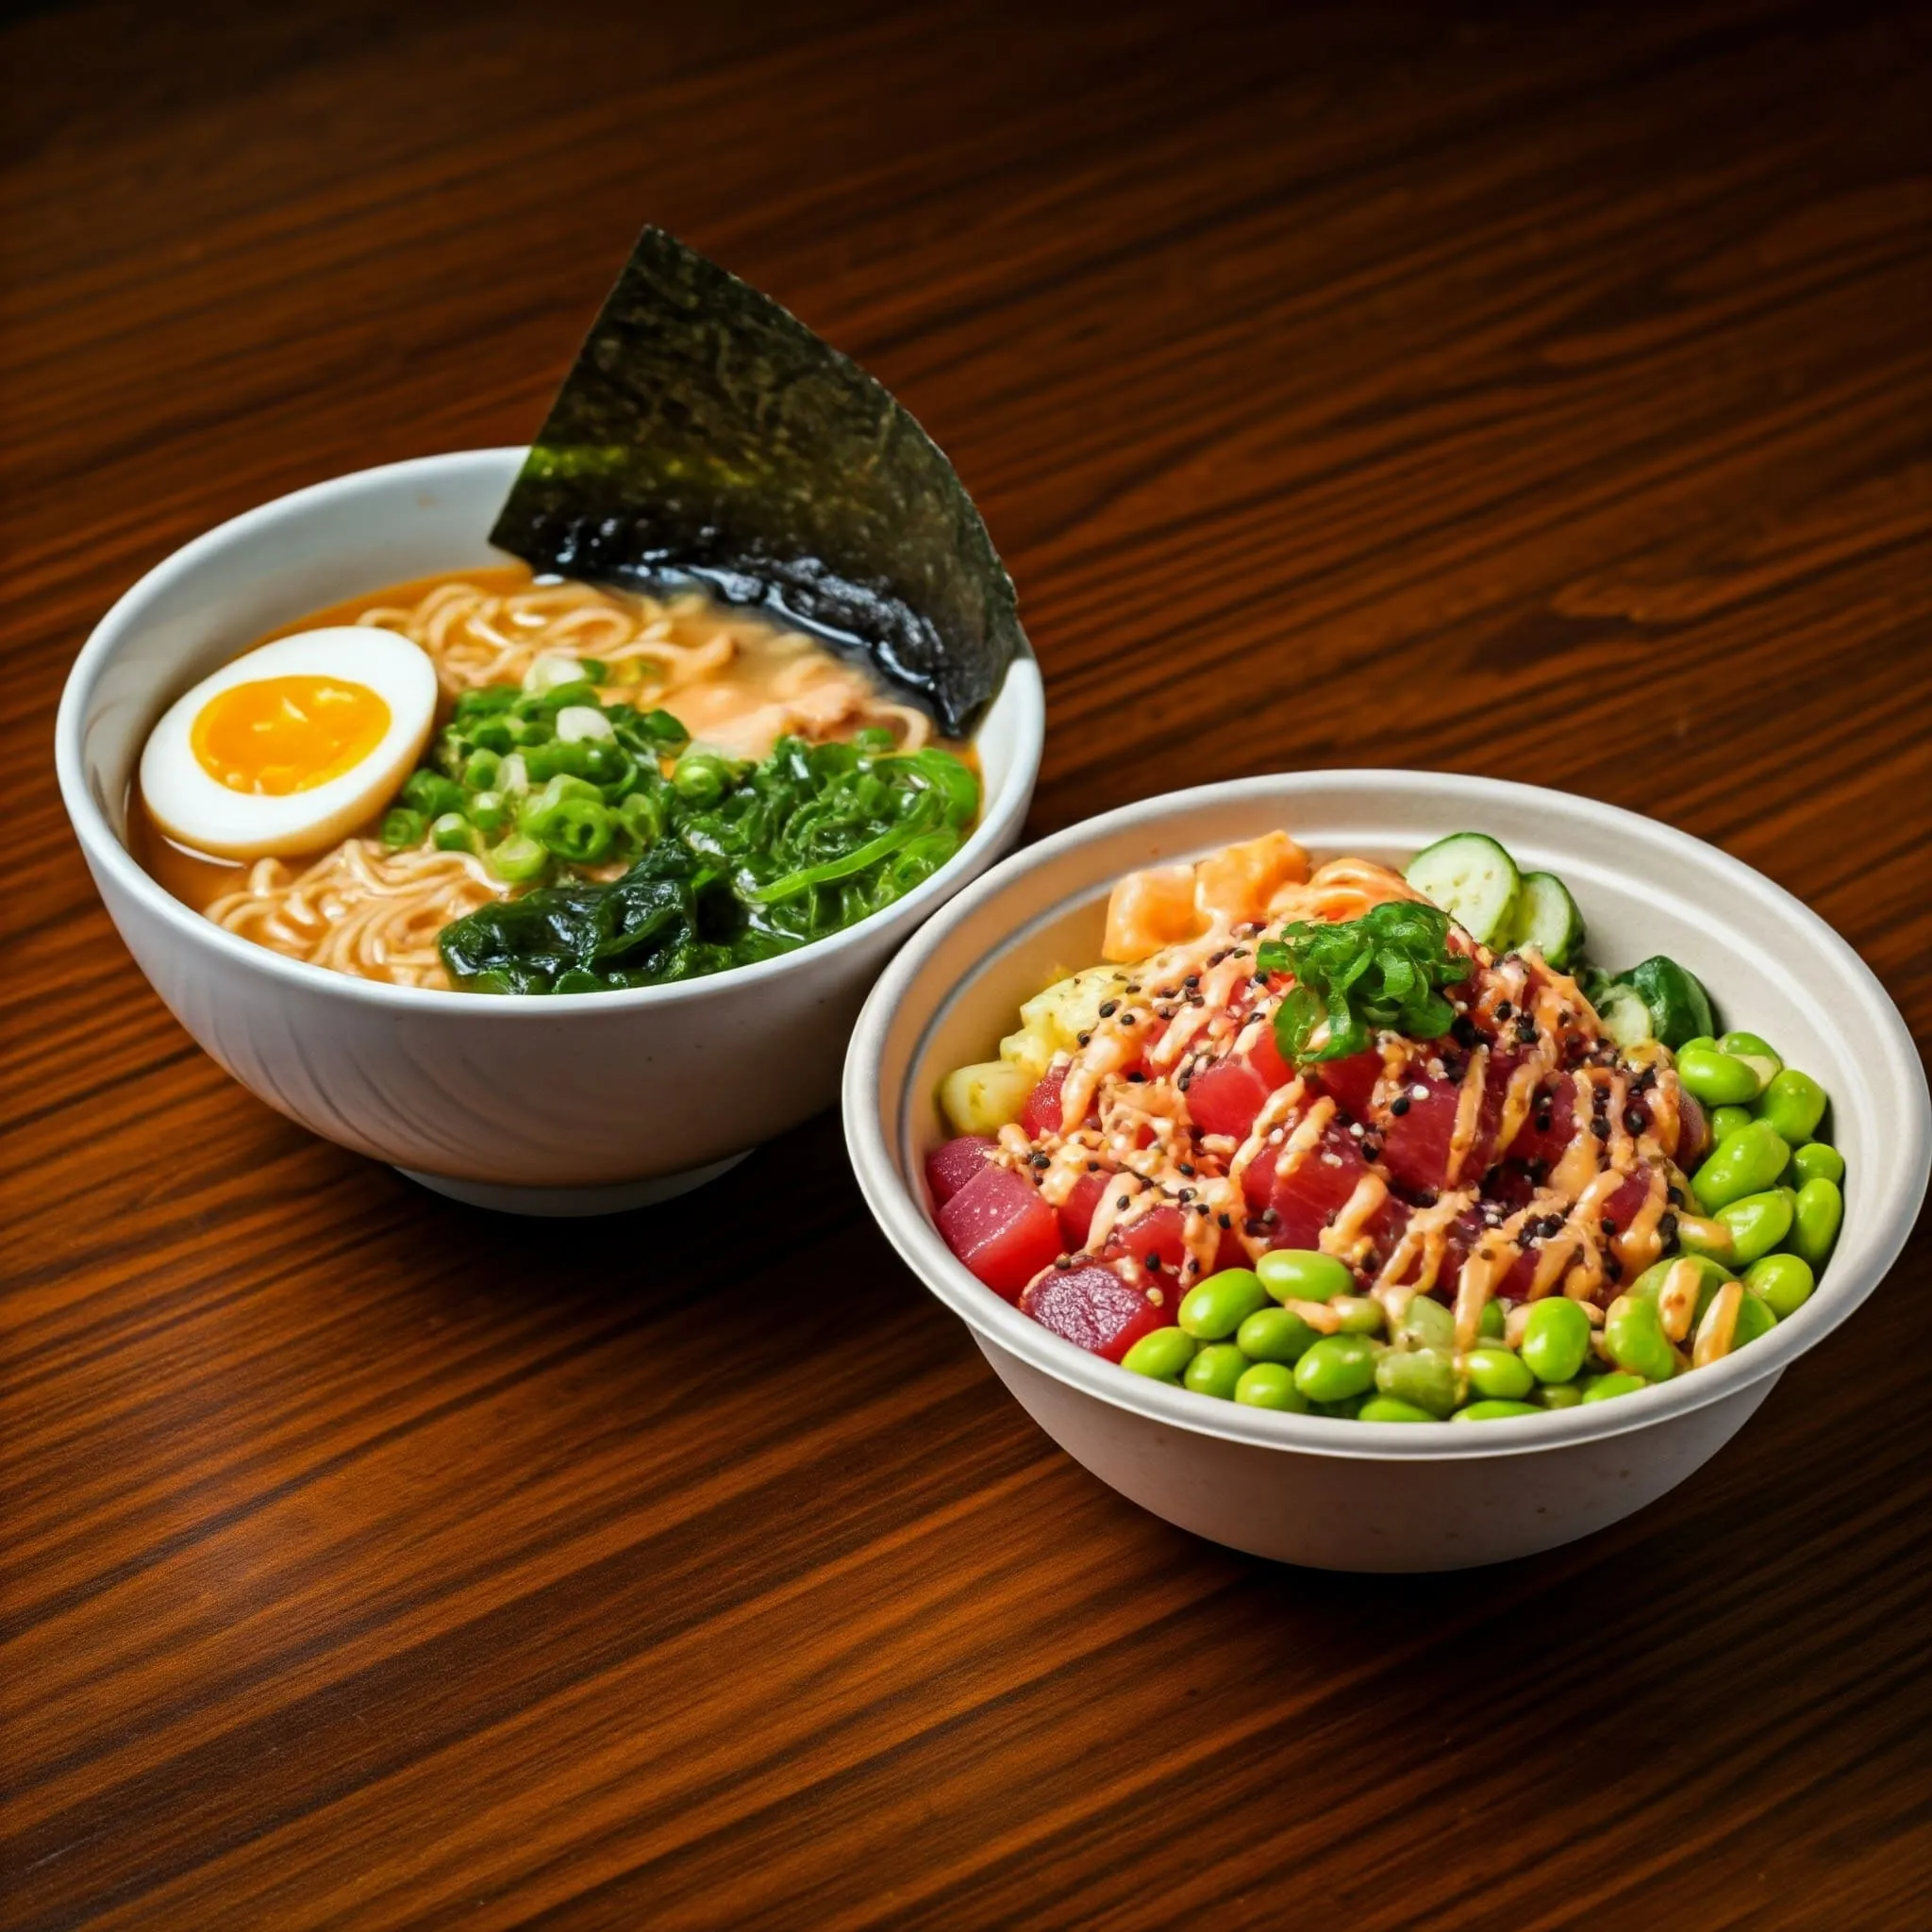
844;772;1929;1570
57;450;1044;1214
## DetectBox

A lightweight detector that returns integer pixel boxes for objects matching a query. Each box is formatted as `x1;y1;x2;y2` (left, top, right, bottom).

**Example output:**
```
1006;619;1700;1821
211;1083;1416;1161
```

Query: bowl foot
394;1152;750;1217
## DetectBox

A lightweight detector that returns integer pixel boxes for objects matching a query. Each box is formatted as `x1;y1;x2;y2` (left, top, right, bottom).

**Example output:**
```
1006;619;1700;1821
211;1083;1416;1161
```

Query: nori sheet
490;226;1026;739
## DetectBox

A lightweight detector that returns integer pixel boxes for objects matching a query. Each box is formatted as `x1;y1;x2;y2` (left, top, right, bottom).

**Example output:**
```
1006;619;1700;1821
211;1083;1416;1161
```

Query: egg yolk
191;675;391;795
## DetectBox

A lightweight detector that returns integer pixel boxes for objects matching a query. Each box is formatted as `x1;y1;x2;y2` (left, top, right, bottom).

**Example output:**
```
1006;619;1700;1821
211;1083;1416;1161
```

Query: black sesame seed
1177;1187;1195;1203
1541;1214;1566;1238
1496;1001;1513;1020
1086;1160;1101;1173
1534;1114;1553;1134
1218;1212;1232;1229
1178;1162;1196;1177
1030;1151;1050;1168
1624;1108;1646;1135
1517;1019;1538;1042
1391;1095;1411;1117
1362;1140;1383;1161
1591;1118;1609;1139
1116;1195;1130;1209
1120;1013;1137;1027
1600;1217;1618;1238
1076;1031;1091;1047
1605;1256;1624;1282
1127;1070;1147;1084
1145;1255;1162;1272
1098;1001;1117;1018
1185;974;1201;988
1668;1185;1684;1207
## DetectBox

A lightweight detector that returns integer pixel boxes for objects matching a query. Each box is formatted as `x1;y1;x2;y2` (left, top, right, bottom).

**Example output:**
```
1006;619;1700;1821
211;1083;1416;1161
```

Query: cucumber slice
1507;871;1586;969
1405;833;1521;945
1616;955;1714;1050
1595;983;1656;1049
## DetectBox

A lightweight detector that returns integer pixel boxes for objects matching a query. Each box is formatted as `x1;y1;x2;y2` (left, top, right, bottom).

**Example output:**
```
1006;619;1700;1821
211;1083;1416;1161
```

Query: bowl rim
54;447;1046;1017
844;769;1932;1462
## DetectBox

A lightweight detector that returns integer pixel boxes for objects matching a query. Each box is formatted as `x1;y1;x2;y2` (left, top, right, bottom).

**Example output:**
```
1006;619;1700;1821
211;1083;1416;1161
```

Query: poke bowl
843;771;1928;1570
56;449;1043;1213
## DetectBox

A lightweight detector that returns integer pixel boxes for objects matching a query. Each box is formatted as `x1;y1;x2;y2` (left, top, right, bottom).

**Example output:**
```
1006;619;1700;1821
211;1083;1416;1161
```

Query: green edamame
1604;1294;1677;1383
1520;1296;1591;1384
1121;1327;1197;1382
1708;1105;1753;1144
1757;1068;1826;1145
1707;1188;1795;1267
1293;1334;1380;1404
1184;1342;1249;1401
1717;1030;1782;1086
1236;1306;1320;1364
1374;1345;1462;1418
1178;1268;1271;1340
1581;1372;1647;1403
1791;1141;1844;1187
1452;1399;1541;1421
1534;1382;1585;1408
1692;1119;1790;1212
1790;1177;1843;1269
1256;1249;1355;1305
1464;1344;1536;1401
1310;1394;1370;1419
1234;1362;1310;1411
1677;1044;1765;1108
1395;1294;1456;1349
1744;1252;1815;1319
1359;1396;1435;1423
1330;1295;1387;1335
1478;1298;1507;1341
1729;1289;1777;1351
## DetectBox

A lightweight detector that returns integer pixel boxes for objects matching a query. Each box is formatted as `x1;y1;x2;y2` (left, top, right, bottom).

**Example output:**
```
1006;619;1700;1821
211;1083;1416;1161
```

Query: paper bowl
57;449;1044;1214
843;772;1928;1569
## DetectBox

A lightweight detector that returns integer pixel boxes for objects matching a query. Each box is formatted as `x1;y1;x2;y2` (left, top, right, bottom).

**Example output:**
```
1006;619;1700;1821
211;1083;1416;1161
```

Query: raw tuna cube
937;1163;1063;1301
926;1136;997;1207
1021;1265;1171;1361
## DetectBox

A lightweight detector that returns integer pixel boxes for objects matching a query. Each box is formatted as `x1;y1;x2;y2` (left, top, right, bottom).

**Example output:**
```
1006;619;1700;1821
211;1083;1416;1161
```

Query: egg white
140;626;440;860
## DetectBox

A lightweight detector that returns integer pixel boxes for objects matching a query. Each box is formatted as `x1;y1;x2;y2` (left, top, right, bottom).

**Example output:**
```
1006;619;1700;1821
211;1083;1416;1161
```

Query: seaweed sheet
491;227;1025;739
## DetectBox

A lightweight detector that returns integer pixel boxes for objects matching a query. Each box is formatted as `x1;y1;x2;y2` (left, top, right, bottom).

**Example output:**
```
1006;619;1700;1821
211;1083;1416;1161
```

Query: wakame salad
383;672;979;993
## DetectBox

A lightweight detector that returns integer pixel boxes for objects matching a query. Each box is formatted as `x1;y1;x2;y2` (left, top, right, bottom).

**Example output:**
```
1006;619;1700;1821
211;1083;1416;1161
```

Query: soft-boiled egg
141;627;438;859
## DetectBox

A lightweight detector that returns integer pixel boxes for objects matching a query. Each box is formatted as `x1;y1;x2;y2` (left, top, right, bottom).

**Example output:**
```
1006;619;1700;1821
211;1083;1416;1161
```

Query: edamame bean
1395;1294;1456;1349
1184;1342;1249;1400
1744;1252;1815;1319
1757;1068;1826;1145
1310;1393;1370;1419
1631;1251;1734;1307
1234;1362;1310;1411
1677;1044;1766;1108
1178;1268;1271;1340
1121;1327;1197;1382
1452;1399;1541;1421
1256;1249;1355;1305
1791;1141;1844;1187
1790;1177;1843;1269
1520;1296;1591;1384
1236;1306;1320;1364
1604;1294;1677;1383
1478;1298;1507;1341
1708;1105;1753;1144
1293;1334;1380;1404
1718;1030;1783;1086
1581;1372;1647;1403
1465;1344;1535;1401
1534;1382;1585;1408
1731;1289;1777;1350
1331;1295;1387;1335
1359;1396;1436;1423
1692;1119;1790;1212
1677;1035;1718;1058
1708;1188;1795;1267
1374;1345;1463;1418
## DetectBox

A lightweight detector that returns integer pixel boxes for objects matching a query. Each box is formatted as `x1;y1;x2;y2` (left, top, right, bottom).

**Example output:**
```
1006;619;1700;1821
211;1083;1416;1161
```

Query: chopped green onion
380;807;428;849
430;811;478;854
487;833;549;883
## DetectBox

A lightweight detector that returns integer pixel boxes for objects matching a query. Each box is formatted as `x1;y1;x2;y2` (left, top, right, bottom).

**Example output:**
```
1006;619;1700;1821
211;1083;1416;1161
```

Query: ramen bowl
842;772;1928;1571
57;449;1044;1214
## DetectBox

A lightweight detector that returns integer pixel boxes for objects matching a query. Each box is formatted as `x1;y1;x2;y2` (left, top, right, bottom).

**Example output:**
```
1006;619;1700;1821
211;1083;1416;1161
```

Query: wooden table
7;2;1929;1924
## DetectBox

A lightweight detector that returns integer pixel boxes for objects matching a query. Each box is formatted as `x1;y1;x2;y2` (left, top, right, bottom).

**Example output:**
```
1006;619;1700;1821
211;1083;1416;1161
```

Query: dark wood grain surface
5;2;1931;1925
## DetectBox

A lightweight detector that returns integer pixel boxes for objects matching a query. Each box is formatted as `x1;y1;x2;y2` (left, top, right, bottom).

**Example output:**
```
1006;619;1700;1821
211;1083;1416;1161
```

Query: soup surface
133;565;974;991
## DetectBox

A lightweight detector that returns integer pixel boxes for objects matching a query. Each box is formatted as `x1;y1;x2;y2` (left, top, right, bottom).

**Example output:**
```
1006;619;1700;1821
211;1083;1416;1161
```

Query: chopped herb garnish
1256;901;1472;1065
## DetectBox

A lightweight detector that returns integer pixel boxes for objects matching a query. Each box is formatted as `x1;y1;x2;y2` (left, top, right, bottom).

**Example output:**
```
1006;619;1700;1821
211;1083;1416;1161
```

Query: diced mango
939;1059;1035;1136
